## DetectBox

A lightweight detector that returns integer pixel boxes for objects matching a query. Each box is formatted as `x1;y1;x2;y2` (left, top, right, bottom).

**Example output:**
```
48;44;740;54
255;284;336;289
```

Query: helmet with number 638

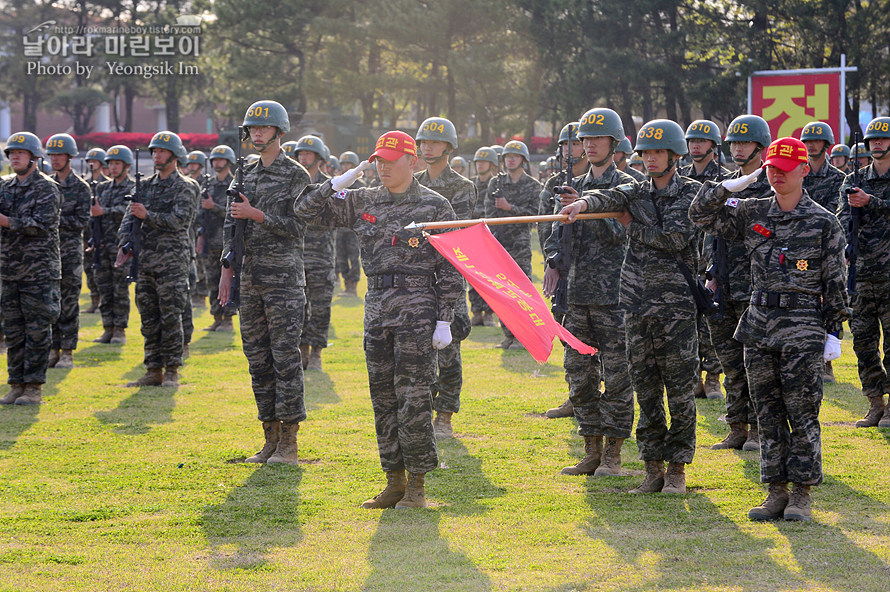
634;119;687;155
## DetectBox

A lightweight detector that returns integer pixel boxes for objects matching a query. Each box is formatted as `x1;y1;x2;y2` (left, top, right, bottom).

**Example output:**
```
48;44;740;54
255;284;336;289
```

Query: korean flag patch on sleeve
335;190;348;200
725;197;740;208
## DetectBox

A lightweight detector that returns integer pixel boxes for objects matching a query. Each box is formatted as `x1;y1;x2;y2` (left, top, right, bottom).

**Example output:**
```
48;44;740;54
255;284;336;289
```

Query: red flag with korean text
426;223;597;363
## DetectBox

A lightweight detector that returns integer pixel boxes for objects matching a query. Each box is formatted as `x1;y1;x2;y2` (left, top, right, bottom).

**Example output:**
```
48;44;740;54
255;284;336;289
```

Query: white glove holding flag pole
824;333;842;362
331;160;371;191
722;167;762;193
432;321;452;350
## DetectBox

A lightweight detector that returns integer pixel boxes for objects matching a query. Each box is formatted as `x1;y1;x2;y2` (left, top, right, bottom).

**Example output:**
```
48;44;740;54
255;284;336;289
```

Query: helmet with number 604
295;135;327;160
473;146;498;167
242;100;290;134
149;131;185;156
209;144;236;164
104;145;134;165
4;132;44;158
416;117;458;151
558;122;581;145
685;120;722;145
577;108;624;141
634;119;687;155
339;151;360;166
45;133;78;156
502;140;530;161
724;115;771;147
85;147;106;162
864;116;890;151
615;137;633;154
800;121;835;144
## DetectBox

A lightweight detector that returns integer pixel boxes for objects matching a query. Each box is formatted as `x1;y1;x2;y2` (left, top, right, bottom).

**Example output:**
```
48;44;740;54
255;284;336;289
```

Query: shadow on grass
361;510;490;592
334;292;365;308
304;369;340;411
0;400;39;451
429;438;506;515
74;342;124;366
94;371;177;435
190;323;236;353
201;465;303;571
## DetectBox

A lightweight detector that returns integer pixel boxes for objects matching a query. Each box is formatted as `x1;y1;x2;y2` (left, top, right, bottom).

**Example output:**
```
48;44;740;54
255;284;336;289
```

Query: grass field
1;256;889;591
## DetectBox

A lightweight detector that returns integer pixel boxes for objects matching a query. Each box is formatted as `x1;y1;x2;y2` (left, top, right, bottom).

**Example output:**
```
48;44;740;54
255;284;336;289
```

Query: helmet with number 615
634;119;687;155
242;100;290;134
45;133;78;156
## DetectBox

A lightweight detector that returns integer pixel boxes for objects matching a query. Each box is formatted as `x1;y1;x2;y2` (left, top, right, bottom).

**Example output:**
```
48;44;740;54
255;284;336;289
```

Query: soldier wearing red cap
294;130;462;509
690;137;850;522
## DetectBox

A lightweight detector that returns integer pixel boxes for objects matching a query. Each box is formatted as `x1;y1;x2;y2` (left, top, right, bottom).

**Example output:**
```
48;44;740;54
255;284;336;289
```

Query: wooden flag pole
404;212;622;231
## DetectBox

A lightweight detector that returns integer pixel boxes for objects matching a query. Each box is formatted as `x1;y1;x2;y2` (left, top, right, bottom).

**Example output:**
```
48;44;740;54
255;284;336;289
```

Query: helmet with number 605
209;144;236;164
577;108;624;141
800;121;835;145
104;145;134;165
45;133;78;156
685;120;722;145
724;115;771;148
416;117;458;151
149;131;185;155
502;140;530;161
242;100;290;134
634;119;687;155
4;132;44;158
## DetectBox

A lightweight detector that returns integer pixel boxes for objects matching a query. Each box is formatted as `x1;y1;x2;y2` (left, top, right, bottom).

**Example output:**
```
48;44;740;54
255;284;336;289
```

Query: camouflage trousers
468;286;492;315
301;270;335;349
95;246;130;328
52;250;83;350
626;312;698;464
697;312;722;374
744;345;823;485
565;304;634;439
432;290;471;413
335;228;361;283
195;245;208;297
240;278;306;423
2;280;60;384
199;249;232;320
849;282;890;398
365;323;438;474
706;299;755;424
135;265;187;369
86;263;98;297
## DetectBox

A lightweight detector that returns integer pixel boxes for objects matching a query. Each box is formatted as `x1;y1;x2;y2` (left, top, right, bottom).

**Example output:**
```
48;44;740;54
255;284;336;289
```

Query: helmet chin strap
251;129;281;153
647;154;677;178
592;139;619;168
733;145;762;168
868;142;890;159
422;151;448;165
691;144;714;162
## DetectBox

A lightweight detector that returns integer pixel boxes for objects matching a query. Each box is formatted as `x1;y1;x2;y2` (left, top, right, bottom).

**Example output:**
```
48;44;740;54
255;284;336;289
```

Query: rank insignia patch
797;259;808;271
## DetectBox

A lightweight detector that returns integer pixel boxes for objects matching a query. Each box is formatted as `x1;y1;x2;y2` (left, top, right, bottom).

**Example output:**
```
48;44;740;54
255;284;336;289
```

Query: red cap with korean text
763;137;809;172
370;131;417;162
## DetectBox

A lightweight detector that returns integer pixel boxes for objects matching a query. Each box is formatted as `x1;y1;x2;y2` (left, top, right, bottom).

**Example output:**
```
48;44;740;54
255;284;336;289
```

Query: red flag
427;223;597;363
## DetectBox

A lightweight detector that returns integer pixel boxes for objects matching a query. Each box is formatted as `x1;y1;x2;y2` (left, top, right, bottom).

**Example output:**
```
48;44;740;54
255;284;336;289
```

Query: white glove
432;321;452;350
722;167;762;193
331;160;371;191
823;334;842;362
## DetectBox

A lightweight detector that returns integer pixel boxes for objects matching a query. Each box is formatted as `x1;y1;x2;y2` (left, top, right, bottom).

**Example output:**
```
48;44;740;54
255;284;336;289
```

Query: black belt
367;273;433;290
750;290;820;309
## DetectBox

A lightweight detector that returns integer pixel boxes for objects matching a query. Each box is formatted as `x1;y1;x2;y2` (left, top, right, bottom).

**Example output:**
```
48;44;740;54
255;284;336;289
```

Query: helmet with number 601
149;131;185;155
416;117;458;151
45;133;78;156
209;144;236;164
4;132;44;158
685;120;722;145
577;108;624;141
800;121;835;144
634;119;687;155
502;140;530;161
724;115;771;148
242;100;290;134
104;145;134;165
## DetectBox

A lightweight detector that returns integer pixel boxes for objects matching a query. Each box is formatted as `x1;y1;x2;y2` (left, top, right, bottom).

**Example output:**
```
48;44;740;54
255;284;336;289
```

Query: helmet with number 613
800;121;835;145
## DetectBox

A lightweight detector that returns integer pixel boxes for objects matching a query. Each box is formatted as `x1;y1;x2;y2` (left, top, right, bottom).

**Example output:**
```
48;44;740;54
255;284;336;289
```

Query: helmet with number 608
724;115;771;148
634;119;687;155
800;121;835;145
209;144;236;164
104;145;134;165
149;131;185;155
45;133;78;156
577;108;625;141
685;120;722;145
502;140;530;161
4;132;44;158
416;117;458;151
242;100;290;134
864;117;890;156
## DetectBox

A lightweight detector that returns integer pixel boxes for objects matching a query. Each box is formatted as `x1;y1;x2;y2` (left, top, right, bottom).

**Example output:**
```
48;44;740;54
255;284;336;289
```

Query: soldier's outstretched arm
294;179;358;229
688;180;745;242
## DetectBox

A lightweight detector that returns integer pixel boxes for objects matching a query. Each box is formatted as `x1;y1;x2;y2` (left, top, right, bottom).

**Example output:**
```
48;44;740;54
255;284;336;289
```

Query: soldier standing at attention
116;132;197;388
414;117;478;439
295;131;461;509
852;143;871;170
449;156;467;177
91;145;135;345
200;145;236;332
0;132;61;406
561;119;701;494
185;150;209;307
219;101;311;465
468;146;498;327
830;144;852;173
83;147;109;313
690;137;849;522
486;140;542;349
335;151;364;297
45;134;90;370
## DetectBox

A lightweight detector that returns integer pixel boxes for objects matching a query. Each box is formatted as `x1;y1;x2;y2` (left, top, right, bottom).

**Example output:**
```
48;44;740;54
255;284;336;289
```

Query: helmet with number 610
416;117;458;151
634;119;687;155
45;133;78;156
242;100;290;134
4;132;44;158
724;115;771;148
685;120;722;146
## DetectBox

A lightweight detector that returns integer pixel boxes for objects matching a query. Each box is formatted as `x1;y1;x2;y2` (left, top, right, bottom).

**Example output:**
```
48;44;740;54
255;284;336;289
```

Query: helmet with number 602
339;151;360;166
4;132;44;158
864;117;890;153
724;115;771;148
685;120;722;145
558;122;581;145
242;100;290;134
45;133;78;156
830;144;851;160
473;146;498;167
209;144;236;164
416;117;458;151
634;119;687;155
615;137;633;154
502;140;530;161
800;121;835;145
295;135;328;160
85;147;106;162
577;108;624;141
104;145;134;165
149;131;185;155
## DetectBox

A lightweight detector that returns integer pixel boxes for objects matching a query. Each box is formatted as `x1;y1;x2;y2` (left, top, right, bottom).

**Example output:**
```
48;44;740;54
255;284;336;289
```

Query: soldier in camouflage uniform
628;153;645;175
295;130;462;509
335;151;364;296
45;134;90;369
468;146;497;326
83;148;109;313
830;144;851;174
0;132;61;406
691;137;849;522
199;145;236;332
185;151;209;306
485;140;543;349
293;135;336;372
415;117;478;439
562;119;701;494
613;136;647;182
839;116;890;429
852;143;871;170
91;145;135;345
116;132;197;389
219;101;311;465
543;109;635;476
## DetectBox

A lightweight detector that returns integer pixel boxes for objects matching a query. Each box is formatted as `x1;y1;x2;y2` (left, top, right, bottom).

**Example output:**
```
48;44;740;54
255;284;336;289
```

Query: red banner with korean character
426;223;597;363
751;72;841;144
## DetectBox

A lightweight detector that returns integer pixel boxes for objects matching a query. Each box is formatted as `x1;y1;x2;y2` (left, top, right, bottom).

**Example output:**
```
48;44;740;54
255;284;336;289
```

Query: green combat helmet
615;136;633;154
502;140;530;162
416;117;458;151
634;119;687;177
85;147;106;163
104;145;134;165
149;131;185;155
577;108;625;165
186;151;206;167
327;155;340;170
800;121;835;145
725;114;771;167
450;155;467;171
685;119;721;162
864;116;890;159
294;135;328;165
45;133;78;156
280;141;298;159
5;132;44;159
558;122;581;145
339;151;360;167
209;144;236;164
473;146;498;167
830;144;851;160
242;100;290;134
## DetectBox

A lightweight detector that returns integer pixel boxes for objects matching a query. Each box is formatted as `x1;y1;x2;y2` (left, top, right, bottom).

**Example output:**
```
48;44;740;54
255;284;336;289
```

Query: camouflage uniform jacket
544;163;632;306
484;171;542;252
580;173;700;318
294;178;461;328
803;158;844;214
470;174;492;218
679;159;730;182
222;150;310;288
94;177;135;250
200;172;232;252
838;163;890;287
690;189;849;352
0;169;61;282
119;171;197;274
538;163;591;247
54;171;91;251
619;164;647;183
415;166;477;220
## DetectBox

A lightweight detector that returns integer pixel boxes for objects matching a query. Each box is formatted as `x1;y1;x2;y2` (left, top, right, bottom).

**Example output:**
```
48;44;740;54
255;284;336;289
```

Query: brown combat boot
110;327;126;344
361;470;407;509
631;460;665;494
203;316;221;331
784;484;812;521
471;311;484;326
48;349;60;368
216;317;234;332
855;396;886;428
343;279;358;297
560;435;603;475
433;411;454;439
743;425;760;451
879;404;890;428
299;344;310;370
711;422;748;450
545;398;574;419
127;368;163;387
86;293;100;313
662;462;686;494
14;383;43;406
306;346;323;371
694;373;705;398
245;421;281;463
55;349;74;369
748;482;789;521
704;372;723;399
594;437;624;476
395;472;427;509
94;326;114;343
823;360;836;383
162;366;180;387
0;383;25;405
267;421;299;465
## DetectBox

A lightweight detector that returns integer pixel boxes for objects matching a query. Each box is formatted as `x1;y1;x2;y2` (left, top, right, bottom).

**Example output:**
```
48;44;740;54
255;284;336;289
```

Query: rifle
547;124;578;318
196;158;212;257
121;149;143;283
847;130;862;295
221;126;246;309
709;145;729;319
88;177;103;270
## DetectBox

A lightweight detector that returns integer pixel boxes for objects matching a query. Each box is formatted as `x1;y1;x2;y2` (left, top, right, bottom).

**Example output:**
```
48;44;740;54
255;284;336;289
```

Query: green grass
1;255;889;591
